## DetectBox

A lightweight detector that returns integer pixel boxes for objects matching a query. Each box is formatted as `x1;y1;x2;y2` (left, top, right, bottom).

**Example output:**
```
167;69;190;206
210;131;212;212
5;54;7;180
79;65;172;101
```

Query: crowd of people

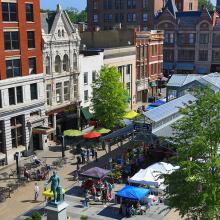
83;179;113;207
119;201;144;217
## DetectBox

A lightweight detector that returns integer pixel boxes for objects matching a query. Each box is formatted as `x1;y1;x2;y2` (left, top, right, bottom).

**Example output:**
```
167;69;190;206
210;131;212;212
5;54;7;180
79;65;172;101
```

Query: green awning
81;107;93;120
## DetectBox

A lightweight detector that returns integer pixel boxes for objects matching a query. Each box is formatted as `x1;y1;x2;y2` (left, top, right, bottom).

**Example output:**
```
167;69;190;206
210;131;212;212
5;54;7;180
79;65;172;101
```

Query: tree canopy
92;66;128;129
66;7;87;23
198;0;214;10
164;88;220;219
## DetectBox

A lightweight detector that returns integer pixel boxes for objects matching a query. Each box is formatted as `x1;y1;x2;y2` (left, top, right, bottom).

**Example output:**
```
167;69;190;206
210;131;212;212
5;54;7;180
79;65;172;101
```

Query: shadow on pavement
97;205;121;220
65;186;83;197
21;200;41;204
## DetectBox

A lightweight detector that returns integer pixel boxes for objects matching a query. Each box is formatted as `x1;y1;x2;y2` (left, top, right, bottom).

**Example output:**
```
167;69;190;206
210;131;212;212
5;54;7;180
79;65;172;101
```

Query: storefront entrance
33;134;40;151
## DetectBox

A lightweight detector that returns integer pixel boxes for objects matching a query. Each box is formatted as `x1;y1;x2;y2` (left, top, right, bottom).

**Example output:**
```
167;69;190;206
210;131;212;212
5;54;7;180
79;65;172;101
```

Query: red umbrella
83;131;101;139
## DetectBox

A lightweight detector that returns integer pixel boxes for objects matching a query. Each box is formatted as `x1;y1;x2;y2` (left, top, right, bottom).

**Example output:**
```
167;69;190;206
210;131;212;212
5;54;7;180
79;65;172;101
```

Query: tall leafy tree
164;88;220;219
92;66;128;129
66;7;87;23
198;0;214;10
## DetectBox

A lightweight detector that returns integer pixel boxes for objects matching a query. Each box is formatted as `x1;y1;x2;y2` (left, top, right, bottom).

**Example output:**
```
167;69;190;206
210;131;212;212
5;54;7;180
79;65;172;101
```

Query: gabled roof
167;74;202;87
143;94;197;123
167;73;220;91
165;0;178;17
41;12;56;34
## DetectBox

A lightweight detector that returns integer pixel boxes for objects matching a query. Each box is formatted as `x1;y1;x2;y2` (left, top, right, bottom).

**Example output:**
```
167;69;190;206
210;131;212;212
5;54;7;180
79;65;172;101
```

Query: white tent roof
128;162;179;187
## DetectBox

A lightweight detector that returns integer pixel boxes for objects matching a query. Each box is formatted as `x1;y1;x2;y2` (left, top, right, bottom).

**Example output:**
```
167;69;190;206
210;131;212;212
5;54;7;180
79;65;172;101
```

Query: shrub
24;218;32;220
80;215;88;220
32;211;41;220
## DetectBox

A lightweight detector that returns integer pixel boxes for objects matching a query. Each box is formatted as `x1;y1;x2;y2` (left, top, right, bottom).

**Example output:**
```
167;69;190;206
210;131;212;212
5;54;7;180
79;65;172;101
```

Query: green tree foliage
198;0;214;10
164;88;220;219
32;211;41;220
66;7;87;23
92;66;128;129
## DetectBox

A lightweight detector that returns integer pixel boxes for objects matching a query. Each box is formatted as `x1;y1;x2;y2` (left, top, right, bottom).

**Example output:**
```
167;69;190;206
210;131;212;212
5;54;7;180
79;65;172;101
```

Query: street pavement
0;134;182;220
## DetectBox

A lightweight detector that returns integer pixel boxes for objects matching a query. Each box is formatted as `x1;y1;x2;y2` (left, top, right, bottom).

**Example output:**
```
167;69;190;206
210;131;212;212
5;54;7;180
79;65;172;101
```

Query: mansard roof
165;0;178;17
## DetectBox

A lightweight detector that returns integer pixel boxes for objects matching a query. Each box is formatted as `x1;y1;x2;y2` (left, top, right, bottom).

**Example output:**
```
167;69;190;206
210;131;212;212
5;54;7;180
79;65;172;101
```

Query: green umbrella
94;128;111;134
63;129;82;137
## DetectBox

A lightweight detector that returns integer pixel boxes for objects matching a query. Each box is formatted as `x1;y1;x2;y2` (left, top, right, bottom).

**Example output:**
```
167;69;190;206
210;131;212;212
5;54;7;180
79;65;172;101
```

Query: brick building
87;0;165;30
155;0;220;76
0;0;47;165
87;0;198;31
135;30;164;102
80;29;164;104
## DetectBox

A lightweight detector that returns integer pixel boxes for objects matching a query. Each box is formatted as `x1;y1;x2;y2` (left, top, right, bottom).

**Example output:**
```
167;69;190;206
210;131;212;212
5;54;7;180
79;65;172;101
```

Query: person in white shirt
34;182;40;201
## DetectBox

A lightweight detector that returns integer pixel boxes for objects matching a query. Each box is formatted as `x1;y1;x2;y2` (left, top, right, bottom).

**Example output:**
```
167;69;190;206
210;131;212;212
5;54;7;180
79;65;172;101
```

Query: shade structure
150;99;166;107
116;185;150;201
124;111;139;119
128;162;179;187
83;131;101;139
63;129;82;137
94;128;111;134
80;167;110;179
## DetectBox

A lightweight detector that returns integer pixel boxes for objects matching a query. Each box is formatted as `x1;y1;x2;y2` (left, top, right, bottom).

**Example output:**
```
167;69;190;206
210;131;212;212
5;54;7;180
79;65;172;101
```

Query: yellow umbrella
124;111;139;119
94;128;111;134
42;188;66;200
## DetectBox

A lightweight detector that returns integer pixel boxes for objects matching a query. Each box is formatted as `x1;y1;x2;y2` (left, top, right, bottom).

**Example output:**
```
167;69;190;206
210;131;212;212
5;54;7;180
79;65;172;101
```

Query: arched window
55;55;61;73
63;54;69;72
58;30;61;37
46;56;50;74
73;53;77;70
62;29;65;37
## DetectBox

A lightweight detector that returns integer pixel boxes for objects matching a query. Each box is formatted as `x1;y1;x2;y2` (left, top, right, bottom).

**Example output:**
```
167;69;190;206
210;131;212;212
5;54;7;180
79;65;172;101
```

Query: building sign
134;123;152;133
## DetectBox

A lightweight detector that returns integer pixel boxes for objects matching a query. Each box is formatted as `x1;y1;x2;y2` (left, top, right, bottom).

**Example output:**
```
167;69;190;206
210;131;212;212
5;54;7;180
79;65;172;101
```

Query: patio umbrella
94;128;111;134
80;167;110;179
63;129;82;137
124;111;139;119
83;131;101;139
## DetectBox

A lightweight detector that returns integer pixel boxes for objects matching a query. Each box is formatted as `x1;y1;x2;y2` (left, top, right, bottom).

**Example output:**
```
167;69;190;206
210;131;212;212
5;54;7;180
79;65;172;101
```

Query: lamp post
61;135;65;158
77;101;82;131
14;152;20;177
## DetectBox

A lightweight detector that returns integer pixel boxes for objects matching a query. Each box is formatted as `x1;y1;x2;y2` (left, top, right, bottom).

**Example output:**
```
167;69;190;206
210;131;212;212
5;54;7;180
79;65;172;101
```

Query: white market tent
128;162;179;187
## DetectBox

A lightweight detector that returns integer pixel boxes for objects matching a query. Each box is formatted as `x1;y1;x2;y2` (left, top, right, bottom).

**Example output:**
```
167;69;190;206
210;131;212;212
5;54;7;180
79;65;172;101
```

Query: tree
164;88;220;219
198;0;214;10
66;7;87;23
92;66;128;129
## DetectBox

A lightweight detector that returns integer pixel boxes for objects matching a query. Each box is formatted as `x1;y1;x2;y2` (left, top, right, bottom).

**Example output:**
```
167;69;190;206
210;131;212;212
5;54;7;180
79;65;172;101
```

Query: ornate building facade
41;5;81;141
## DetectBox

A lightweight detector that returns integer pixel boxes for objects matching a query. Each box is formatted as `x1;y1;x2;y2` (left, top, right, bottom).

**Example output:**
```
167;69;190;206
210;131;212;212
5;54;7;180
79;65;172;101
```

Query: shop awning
198;67;208;74
163;62;173;70
32;127;55;135
176;63;194;71
81;107;93;120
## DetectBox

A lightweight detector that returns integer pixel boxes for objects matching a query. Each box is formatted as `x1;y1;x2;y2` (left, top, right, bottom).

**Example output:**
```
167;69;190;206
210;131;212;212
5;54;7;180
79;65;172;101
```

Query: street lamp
61;135;65;158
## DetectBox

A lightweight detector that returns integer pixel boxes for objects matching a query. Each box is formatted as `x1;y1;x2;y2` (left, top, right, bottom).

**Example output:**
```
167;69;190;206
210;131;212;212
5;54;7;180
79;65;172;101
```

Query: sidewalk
0;141;121;220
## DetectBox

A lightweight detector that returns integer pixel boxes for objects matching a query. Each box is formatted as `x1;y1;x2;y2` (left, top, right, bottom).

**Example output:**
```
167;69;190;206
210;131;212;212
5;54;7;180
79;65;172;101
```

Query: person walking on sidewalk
34;182;39;201
91;147;95;159
81;150;85;164
95;150;98;162
86;148;90;162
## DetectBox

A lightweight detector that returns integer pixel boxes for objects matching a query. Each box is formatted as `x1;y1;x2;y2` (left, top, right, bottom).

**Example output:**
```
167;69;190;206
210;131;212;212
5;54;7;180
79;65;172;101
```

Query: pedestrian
84;189;89;207
91;147;95;159
86;148;90;162
77;155;81;164
91;184;96;201
81;150;85;164
108;182;113;200
34;182;39;201
95;150;98;162
77;162;80;172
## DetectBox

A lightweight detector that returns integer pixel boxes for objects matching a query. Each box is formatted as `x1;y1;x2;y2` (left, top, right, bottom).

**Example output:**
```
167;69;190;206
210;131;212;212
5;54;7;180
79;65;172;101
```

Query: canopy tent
128;162;179;187
116;185;150;201
124;111;139;119
94;128;111;134
145;105;156;111
150;99;166;107
100;124;134;141
80;167;110;179
63;129;82;137
81;107;93;121
83;131;101;139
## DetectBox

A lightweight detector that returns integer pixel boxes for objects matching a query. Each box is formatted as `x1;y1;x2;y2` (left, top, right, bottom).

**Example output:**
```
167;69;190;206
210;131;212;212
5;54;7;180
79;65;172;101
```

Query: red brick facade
0;0;43;80
175;0;198;11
